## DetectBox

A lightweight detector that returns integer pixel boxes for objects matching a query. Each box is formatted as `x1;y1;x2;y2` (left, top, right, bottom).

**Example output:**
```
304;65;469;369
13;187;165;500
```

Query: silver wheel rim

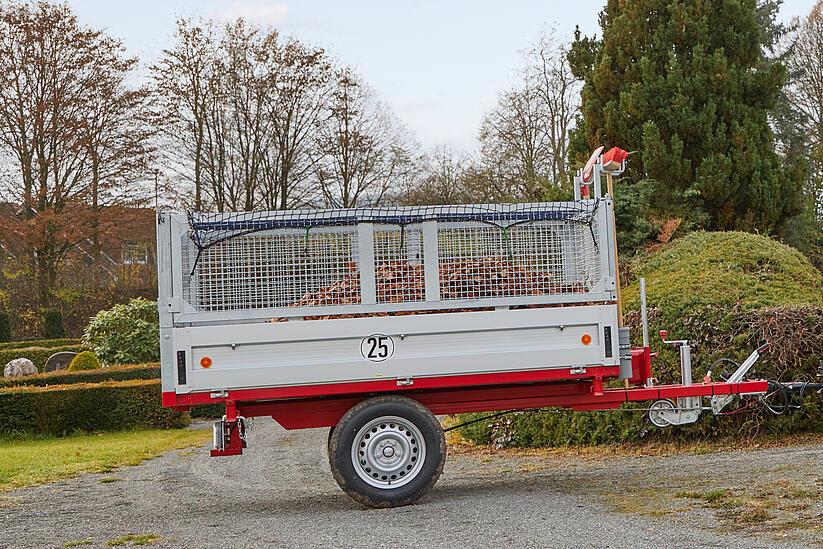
648;399;676;428
351;415;426;489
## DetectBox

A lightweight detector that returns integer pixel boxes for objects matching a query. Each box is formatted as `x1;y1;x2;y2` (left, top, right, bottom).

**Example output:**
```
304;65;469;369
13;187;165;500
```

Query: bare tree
786;2;823;220
152;17;332;212
0;1;151;305
479;86;552;200
403;145;472;205
314;68;413;208
151;18;216;210
477;29;579;201
525;30;579;185
262;38;331;210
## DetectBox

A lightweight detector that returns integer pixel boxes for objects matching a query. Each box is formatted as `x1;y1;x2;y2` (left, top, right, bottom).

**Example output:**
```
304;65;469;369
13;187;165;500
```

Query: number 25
368;336;388;359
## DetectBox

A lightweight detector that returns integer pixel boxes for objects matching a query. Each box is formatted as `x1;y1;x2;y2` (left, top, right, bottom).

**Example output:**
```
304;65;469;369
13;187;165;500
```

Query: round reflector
581;334;592;345
200;356;213;368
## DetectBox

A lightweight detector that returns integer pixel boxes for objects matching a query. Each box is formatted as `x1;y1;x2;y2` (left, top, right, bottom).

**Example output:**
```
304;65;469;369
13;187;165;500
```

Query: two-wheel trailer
156;155;786;507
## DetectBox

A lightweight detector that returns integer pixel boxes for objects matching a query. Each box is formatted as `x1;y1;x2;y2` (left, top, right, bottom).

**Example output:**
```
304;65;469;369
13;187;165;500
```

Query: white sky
67;0;817;152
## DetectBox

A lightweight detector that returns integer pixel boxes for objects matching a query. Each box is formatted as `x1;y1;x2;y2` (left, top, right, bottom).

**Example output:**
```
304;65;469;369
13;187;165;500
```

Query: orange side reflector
200;356;213;368
581;334;592;345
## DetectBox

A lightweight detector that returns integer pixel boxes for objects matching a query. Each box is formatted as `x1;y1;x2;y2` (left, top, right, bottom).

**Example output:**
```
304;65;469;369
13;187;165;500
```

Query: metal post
357;223;376;305
640;278;649;347
606;169;628;388
606;172;622;326
680;343;692;386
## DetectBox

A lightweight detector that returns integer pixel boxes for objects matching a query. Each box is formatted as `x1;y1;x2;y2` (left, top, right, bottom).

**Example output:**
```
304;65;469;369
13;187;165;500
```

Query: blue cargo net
187;200;600;251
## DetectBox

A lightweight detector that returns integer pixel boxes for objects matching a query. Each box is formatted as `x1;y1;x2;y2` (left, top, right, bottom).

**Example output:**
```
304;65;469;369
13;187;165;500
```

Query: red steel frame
162;347;769;456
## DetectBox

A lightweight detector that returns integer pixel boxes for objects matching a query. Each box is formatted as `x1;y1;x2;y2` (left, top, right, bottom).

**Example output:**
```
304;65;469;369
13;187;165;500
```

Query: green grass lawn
0;428;210;492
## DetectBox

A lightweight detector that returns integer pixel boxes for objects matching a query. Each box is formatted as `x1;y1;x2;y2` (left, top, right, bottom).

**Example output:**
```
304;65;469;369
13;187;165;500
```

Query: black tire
328;395;446;508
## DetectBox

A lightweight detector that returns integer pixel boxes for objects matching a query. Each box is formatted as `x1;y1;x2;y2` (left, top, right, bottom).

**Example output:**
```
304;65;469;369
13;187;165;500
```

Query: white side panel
175;305;619;393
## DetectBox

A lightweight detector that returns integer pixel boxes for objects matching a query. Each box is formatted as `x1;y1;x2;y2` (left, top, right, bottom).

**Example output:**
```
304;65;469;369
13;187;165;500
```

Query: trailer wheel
328;395;446;508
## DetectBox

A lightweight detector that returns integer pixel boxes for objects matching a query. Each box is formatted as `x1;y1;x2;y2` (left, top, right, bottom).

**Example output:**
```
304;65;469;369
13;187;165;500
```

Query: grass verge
0;428;210;492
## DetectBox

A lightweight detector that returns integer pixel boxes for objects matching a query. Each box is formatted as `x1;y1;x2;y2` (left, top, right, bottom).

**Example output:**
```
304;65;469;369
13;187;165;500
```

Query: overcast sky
68;0;816;152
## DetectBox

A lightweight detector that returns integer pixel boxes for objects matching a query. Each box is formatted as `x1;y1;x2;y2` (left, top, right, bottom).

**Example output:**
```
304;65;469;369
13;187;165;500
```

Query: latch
396;377;413;387
210;390;229;399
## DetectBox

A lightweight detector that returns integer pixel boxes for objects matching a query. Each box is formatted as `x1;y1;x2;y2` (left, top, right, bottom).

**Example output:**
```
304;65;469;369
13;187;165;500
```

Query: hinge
210;390;228;399
396;377;413;387
169;297;183;313
570;367;587;375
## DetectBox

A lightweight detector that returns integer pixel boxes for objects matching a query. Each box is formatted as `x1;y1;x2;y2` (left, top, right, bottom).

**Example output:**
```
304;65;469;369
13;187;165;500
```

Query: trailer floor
1;420;821;549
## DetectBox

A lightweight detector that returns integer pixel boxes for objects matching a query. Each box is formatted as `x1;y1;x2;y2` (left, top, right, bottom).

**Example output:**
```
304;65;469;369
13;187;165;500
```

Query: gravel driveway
1;420;821;548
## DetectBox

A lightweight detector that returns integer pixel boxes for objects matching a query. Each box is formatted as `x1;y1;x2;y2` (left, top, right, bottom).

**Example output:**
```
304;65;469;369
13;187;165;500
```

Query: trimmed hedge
0;363;160;389
0;338;81;351
0;344;86;372
190;403;225;419
0;379;189;436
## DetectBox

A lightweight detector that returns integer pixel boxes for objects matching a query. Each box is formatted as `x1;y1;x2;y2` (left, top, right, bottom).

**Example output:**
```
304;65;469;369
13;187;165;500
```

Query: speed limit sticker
360;334;395;362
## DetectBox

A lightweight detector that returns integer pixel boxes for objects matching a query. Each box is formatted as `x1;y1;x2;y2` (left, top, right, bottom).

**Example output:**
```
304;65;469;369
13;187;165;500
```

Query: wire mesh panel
436;220;598;301
177;201;607;315
373;226;425;303
182;228;359;312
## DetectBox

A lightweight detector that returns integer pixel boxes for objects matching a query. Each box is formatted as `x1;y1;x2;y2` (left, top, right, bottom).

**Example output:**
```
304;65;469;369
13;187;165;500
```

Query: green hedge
0;344;86;372
0;363;160;389
458;232;823;448
190;403;225;419
0;338;81;350
0;379;189;436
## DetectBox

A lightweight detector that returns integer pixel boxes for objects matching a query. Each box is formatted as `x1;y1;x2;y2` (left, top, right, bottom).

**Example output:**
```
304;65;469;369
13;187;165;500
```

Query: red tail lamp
200;356;213;368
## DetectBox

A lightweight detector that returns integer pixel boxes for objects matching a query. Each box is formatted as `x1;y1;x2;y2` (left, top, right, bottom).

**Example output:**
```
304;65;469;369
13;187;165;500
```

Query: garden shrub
190;403;227;419
0;344;86;373
43;309;66;339
0;338;81;350
0;379;189;436
83;298;160;365
0;363;160;388
0;311;10;342
459;232;823;447
68;351;101;371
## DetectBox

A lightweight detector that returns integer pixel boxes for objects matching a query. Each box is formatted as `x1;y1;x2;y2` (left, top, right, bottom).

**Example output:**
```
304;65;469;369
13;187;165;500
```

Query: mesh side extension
182;228;360;312
374;226;425;304
187;202;599;250
437;220;598;300
180;201;604;314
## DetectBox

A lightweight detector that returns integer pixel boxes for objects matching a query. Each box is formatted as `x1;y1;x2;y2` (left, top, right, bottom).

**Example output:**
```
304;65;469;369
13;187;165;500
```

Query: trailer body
156;157;769;506
158;192;629;402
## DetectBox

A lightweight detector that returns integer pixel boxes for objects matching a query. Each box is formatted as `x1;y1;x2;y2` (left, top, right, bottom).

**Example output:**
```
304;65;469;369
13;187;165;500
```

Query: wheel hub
351;416;426;489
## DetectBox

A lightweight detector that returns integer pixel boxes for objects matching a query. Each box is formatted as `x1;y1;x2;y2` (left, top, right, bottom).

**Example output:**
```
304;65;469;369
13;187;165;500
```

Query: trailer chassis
164;365;770;458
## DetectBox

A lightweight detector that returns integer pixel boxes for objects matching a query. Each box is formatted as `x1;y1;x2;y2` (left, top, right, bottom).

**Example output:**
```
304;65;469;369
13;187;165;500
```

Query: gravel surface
1;420;821;548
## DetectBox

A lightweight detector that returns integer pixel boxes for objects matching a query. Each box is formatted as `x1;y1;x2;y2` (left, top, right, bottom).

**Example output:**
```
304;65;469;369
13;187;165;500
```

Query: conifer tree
568;0;801;233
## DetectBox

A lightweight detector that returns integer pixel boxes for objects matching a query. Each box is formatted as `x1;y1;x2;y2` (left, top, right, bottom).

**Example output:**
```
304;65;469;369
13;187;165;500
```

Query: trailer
157;155;781;508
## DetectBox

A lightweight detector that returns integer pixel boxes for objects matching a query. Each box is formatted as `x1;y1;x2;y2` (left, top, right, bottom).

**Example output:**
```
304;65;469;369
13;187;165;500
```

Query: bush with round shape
68;351;101;371
83;298;160;365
